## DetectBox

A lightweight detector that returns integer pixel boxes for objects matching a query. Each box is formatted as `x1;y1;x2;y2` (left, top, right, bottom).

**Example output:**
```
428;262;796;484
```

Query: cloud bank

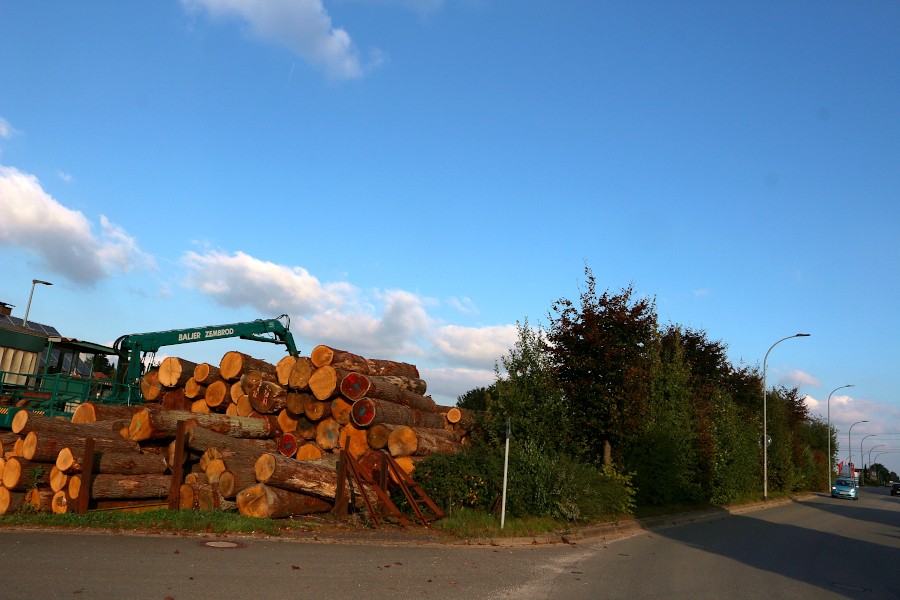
0;166;155;285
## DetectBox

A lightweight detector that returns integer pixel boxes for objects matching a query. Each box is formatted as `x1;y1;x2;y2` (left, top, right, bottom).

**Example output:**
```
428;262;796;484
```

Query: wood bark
158;356;198;388
365;358;419;379
388;425;461;457
128;409;279;442
56;449;168;476
2;457;53;490
219;352;276;382
0;488;26;515
23;430;139;463
310;345;370;372
88;474;172;499
254;452;339;500
71;403;148;424
237;483;332;519
161;388;191;412
12;411;127;440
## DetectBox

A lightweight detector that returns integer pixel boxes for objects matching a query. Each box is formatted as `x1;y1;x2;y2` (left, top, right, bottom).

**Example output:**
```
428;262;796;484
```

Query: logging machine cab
0;315;300;428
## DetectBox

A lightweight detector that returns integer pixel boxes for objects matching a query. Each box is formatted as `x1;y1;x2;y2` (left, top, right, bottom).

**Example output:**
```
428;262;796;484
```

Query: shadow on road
648;492;900;597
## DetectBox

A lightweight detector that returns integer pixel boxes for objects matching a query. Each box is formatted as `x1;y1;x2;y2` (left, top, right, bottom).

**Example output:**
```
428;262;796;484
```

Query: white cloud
181;0;372;80
447;295;478;315
58;171;73;183
780;369;820;388
432;324;518;369
0;117;17;140
420;366;495;405
0;166;155;284
183;249;352;314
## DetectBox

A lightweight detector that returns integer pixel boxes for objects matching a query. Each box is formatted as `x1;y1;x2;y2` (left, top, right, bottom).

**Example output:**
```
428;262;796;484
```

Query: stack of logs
0;345;475;520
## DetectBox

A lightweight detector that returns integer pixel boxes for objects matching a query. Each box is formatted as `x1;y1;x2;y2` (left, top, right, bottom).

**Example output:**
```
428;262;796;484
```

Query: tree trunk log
193;363;221;385
51;490;73;514
141;369;163;401
308;366;352;401
11;411;126;440
24;487;54;511
184;377;206;399
23;430;139;463
285;392;315;415
365;358;419;379
158;357;198;388
295;442;324;461
366;423;399;450
338;423;369;459
315;418;341;450
350;398;445;429
254;452;339;500
237;483;332;519
57;448;168;475
128;409;279;442
341;373;437;413
219;352;276;382
248;381;288;415
304;399;331;422
288;357;314;391
310;345;370;372
276;356;295;387
0;488;26;514
330;397;353;425
161;388;191;412
50;465;69;492
2;457;53;490
388;425;461;457
202;380;229;409
71;403;148;424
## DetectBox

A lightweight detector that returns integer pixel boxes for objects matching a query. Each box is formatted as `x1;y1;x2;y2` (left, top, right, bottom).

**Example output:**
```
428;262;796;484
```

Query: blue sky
1;1;899;473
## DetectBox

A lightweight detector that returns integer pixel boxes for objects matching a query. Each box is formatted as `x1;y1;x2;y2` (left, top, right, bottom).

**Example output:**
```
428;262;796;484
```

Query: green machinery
0;315;300;428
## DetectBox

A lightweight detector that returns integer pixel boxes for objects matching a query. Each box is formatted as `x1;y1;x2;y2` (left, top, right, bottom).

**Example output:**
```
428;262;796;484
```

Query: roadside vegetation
415;267;836;528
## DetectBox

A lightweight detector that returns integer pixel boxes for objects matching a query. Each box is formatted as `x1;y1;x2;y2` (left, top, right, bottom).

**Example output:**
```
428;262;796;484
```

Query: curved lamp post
763;333;810;500
860;434;877;485
848;420;869;477
827;384;853;488
22;279;53;328
868;444;887;466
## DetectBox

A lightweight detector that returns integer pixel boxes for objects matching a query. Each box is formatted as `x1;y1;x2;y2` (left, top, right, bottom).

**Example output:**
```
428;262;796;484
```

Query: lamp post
826;384;853;488
848;420;868;477
22;279;53;328
860;434;877;485
868;444;887;466
763;333;810;500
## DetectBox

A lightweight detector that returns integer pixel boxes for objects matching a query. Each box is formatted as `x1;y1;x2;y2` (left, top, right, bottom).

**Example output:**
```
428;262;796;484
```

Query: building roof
0;313;61;337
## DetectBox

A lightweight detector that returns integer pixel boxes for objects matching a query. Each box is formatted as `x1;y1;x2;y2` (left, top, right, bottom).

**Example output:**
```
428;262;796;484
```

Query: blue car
831;477;859;501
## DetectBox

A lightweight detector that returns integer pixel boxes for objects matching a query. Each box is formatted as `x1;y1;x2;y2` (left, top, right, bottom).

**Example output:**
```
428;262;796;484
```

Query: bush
415;440;635;523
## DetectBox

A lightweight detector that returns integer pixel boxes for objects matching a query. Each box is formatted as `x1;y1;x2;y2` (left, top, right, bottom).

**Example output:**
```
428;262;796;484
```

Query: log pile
0;344;478;521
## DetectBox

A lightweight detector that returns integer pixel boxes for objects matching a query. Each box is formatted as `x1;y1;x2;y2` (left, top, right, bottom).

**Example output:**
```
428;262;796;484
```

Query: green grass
431;507;568;538
0;509;336;536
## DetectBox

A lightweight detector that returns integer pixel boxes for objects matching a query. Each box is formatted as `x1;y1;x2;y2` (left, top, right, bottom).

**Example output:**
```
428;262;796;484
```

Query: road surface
1;487;897;599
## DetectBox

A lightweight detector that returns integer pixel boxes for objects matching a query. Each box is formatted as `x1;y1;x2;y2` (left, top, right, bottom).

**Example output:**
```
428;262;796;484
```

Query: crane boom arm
113;315;299;387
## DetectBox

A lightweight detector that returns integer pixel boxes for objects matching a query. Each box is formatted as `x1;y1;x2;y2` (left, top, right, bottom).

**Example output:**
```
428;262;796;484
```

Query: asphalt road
1;487;898;600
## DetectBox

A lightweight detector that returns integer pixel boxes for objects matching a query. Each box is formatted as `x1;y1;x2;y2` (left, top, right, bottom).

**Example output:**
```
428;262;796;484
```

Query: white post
500;418;510;529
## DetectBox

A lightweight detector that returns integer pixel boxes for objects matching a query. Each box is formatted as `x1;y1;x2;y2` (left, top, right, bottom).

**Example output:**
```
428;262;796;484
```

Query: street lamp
848;420;869;476
763;333;811;500
22;279;53;328
826;384;853;488
868;444;887;466
860;434;877;485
